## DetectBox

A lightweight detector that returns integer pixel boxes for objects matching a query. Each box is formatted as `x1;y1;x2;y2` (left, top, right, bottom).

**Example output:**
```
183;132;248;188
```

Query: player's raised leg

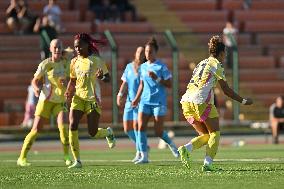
178;119;209;169
85;105;116;149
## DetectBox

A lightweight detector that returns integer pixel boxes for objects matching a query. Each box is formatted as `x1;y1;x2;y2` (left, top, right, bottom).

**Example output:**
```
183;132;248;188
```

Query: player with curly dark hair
178;35;253;172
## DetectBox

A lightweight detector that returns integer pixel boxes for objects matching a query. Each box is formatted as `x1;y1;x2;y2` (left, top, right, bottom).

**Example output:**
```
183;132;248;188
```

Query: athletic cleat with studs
106;127;116;149
17;158;31;167
68;160;82;169
177;146;191;169
132;152;141;163
202;164;222;172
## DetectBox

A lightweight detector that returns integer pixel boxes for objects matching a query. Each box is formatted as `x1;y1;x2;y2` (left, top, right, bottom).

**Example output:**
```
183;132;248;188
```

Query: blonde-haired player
178;35;253;171
17;39;72;166
65;33;116;169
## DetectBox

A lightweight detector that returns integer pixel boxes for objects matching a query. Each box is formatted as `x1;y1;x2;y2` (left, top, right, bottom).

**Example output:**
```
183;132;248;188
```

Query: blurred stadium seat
0;0;283;126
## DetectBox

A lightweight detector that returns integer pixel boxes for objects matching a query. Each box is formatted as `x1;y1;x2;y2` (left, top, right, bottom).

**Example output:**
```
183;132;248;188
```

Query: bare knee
31;116;45;132
123;121;132;133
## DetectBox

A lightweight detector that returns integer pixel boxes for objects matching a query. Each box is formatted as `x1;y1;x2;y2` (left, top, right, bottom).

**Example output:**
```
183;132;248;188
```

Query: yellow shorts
181;102;218;124
70;95;101;115
35;100;66;119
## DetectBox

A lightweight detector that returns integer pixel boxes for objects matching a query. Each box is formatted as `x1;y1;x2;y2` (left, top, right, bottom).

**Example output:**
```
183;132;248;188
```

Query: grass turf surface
1;144;284;189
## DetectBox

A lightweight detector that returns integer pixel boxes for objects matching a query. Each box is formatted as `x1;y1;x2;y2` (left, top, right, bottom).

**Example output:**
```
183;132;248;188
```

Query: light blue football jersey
140;60;172;106
121;62;141;102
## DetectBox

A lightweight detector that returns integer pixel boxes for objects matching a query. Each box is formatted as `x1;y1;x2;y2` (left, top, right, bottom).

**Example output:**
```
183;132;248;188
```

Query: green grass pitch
1;144;284;189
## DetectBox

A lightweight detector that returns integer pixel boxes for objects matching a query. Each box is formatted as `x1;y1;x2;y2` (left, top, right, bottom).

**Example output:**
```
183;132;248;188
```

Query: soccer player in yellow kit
65;33;116;169
178;35;253;171
17;39;72;167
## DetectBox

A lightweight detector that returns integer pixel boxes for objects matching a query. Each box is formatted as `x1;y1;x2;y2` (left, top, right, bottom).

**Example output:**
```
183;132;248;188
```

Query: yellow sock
69;130;80;161
93;128;108;139
206;131;220;159
19;130;38;160
58;124;69;158
191;134;210;151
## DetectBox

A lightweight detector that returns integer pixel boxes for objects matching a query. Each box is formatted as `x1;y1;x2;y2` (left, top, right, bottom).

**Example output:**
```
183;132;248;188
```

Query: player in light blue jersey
117;46;145;162
132;37;179;164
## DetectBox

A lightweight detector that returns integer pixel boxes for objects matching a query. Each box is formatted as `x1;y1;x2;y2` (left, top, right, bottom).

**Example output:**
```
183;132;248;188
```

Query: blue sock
161;131;173;145
138;131;148;152
134;130;140;152
126;130;136;143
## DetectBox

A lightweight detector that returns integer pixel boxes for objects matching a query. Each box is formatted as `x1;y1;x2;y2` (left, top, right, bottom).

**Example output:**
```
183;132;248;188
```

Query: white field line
2;158;284;163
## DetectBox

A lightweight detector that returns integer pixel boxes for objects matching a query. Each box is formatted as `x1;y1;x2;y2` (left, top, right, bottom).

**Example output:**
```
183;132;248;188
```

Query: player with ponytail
65;33;116;169
178;35;253;171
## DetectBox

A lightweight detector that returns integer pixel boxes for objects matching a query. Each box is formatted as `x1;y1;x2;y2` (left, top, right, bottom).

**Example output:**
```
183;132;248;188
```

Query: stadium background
0;0;284;140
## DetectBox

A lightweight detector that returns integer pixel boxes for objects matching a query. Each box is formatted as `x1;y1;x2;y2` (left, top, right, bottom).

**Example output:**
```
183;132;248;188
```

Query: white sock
204;156;213;166
135;151;141;157
184;143;193;152
141;151;148;159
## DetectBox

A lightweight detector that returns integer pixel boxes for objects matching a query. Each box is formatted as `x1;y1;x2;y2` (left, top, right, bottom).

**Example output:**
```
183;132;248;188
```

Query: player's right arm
218;79;253;105
117;81;128;107
117;64;129;107
32;61;46;97
65;78;76;102
131;80;143;107
64;59;76;102
31;77;41;97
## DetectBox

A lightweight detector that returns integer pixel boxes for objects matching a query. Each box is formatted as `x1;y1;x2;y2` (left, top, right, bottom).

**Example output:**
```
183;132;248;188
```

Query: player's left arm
219;79;253;105
158;78;172;88
148;64;172;88
96;60;110;83
159;64;172;88
212;61;252;105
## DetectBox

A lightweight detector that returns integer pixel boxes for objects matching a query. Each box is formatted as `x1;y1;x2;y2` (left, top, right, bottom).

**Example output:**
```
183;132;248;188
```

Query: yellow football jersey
180;57;226;104
70;55;108;102
34;58;70;103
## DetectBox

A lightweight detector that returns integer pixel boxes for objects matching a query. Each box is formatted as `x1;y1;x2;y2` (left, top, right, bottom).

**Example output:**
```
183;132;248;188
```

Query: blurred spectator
112;0;137;22
223;22;238;69
21;84;38;128
89;0;119;23
269;96;284;144
5;0;19;33
43;0;64;32
33;16;57;60
243;0;252;10
6;0;37;34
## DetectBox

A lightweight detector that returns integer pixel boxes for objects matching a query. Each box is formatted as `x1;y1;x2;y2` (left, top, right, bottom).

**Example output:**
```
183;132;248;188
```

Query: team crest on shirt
75;65;94;78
